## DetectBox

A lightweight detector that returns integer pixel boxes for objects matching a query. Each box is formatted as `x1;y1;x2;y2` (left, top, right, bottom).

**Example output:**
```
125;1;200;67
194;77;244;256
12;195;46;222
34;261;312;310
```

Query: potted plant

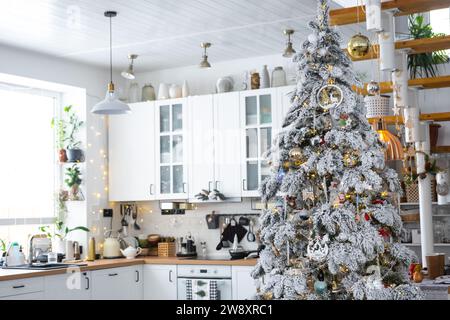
51;115;68;163
65;106;84;163
65;164;83;201
40;220;89;254
408;15;449;78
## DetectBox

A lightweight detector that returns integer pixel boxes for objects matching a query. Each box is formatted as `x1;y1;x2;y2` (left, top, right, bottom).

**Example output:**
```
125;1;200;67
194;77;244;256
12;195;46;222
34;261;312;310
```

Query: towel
186;279;219;300
210;280;219;300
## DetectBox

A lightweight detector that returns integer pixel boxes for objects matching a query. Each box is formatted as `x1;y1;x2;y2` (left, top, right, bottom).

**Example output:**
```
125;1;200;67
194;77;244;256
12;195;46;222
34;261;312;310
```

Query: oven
177;265;232;300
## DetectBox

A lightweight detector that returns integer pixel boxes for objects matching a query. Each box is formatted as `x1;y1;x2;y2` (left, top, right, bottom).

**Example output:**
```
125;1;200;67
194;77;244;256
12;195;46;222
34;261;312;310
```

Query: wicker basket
364;95;390;118
405;178;437;203
158;242;176;257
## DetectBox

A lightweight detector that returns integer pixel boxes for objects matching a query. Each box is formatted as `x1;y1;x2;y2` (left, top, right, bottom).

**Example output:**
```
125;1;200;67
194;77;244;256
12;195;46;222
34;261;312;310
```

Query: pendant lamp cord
109;15;113;84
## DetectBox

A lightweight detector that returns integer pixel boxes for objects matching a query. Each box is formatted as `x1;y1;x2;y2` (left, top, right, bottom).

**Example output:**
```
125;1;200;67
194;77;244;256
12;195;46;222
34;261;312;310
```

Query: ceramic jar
216;76;234;93
169;84;182;99
142;84;156;101
271;66;287;87
260;65;270;89
158;83;169;100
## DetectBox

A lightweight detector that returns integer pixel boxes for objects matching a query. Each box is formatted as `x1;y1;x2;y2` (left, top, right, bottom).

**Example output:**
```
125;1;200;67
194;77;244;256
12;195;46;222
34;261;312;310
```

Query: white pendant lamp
199;42;212;69
121;54;138;80
91;11;131;115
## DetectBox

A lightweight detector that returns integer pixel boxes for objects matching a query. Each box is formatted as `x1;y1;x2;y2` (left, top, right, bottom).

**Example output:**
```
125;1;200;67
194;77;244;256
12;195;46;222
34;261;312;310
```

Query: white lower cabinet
0;277;44;300
143;264;177;300
232;266;257;300
44;272;91;300
91;266;143;300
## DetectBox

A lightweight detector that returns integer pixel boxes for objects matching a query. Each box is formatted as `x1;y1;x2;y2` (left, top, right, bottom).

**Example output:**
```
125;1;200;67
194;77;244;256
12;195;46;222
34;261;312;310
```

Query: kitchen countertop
0;256;258;282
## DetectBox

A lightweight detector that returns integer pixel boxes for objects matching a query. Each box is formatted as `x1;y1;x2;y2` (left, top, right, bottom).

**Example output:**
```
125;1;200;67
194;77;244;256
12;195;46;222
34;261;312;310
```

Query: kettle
103;230;122;259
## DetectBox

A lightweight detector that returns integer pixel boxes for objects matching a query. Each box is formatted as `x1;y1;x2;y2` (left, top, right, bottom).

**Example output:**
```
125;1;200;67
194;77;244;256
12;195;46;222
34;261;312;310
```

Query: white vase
128;82;140;103
169;84;182;99
158;83;169;100
182;81;190;97
52;238;66;255
260;65;270;89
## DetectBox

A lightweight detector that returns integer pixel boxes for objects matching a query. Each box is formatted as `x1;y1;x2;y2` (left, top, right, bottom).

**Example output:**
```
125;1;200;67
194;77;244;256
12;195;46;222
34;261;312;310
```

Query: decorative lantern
404;107;420;144
374;120;404;161
365;0;382;32
364;95;390;118
378;11;396;71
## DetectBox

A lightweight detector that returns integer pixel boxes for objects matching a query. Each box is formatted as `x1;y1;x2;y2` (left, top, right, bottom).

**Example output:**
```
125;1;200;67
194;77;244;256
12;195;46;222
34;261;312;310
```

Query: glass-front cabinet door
240;89;278;197
155;98;188;200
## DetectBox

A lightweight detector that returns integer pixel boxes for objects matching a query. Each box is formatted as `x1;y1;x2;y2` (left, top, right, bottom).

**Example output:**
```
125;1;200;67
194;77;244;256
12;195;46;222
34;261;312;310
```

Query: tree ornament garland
252;0;422;301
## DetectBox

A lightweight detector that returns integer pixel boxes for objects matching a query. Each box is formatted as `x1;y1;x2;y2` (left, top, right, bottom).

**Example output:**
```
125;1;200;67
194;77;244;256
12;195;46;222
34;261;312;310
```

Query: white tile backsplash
112;199;261;258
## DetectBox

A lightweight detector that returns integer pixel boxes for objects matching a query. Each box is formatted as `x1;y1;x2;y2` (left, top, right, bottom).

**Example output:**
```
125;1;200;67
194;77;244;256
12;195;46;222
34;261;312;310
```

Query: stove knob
213;270;218;274
190;270;194;273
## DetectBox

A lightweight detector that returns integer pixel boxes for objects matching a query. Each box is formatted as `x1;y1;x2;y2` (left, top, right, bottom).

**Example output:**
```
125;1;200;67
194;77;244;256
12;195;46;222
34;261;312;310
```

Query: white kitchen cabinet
0;277;44;300
188;92;242;200
91;265;143;300
109;102;156;201
155;98;189;200
277;85;297;127
44;271;91;300
240;89;279;197
213;92;242;198
188;95;215;199
232;266;257;300
143;265;177;300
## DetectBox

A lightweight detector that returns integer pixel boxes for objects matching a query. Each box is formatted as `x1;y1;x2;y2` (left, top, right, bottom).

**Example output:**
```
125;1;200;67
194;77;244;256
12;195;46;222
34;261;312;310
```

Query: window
0;84;58;248
430;8;450;35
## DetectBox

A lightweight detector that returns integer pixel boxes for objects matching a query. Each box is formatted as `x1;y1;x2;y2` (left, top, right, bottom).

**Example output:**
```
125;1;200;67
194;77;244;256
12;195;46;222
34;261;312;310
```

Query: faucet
28;235;39;266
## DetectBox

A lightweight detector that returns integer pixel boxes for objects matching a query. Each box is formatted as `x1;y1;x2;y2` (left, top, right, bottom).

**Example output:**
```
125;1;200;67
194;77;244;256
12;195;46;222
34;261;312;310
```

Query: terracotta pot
59;149;68;163
429;124;441;148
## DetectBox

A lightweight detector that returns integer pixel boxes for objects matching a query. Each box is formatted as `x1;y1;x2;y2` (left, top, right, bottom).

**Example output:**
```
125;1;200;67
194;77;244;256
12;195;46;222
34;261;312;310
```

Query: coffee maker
176;233;197;258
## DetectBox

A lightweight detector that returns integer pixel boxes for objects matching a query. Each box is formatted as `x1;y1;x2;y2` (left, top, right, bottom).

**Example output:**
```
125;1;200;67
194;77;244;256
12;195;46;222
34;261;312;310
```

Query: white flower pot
52;238;66;254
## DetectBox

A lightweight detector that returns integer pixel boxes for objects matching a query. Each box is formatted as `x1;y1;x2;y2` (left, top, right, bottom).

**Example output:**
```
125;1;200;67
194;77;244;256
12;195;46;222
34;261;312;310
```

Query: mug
47;252;57;263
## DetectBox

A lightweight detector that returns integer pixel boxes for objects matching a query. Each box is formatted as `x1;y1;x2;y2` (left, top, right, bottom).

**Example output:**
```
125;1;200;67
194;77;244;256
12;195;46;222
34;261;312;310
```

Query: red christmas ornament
372;199;384;205
364;213;371;221
378;228;390;237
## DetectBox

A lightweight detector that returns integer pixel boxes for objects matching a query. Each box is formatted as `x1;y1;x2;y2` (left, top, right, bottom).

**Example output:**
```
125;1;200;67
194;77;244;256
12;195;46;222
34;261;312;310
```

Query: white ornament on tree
306;234;329;262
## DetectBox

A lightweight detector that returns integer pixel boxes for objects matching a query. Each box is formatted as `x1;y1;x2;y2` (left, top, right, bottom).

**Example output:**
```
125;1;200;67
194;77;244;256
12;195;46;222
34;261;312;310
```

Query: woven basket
364;95;390;118
405;177;437;203
158;242;176;257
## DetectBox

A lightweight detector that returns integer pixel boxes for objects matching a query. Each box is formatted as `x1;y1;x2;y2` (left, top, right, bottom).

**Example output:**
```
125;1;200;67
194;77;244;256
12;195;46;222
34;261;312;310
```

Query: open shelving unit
330;0;450;26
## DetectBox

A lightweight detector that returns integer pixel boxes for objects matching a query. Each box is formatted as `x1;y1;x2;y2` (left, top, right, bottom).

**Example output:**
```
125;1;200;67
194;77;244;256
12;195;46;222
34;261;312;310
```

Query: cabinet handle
242;179;247;191
108;273;118;277
169;270;173;283
150;184;154;196
135;270;140;283
183;183;187;194
85;276;90;290
12;285;25;289
208;181;213;192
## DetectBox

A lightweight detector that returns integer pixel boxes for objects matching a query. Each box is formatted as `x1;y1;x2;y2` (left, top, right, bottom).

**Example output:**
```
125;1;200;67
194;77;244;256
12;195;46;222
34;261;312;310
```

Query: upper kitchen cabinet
109;102;156;202
240;88;280;197
188;92;242;201
155;98;189;200
277;85;297;125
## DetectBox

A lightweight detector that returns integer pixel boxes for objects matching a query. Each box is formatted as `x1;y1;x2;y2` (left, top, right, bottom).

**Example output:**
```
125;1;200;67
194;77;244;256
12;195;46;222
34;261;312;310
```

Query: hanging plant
403;151;439;185
408;15;449;79
65;164;84;200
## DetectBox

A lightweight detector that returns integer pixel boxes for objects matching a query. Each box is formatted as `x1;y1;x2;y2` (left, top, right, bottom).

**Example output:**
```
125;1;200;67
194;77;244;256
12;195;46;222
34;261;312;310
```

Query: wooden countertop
0;257;257;281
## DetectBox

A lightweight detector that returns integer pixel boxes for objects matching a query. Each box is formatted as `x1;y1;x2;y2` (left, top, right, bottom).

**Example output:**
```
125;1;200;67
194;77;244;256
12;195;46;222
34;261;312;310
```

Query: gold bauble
289;148;303;161
347;33;370;59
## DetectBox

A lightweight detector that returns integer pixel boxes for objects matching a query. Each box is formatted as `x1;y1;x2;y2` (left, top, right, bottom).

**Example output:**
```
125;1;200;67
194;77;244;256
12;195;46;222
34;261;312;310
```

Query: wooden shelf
347;35;450;62
432;146;450;154
330;0;450;26
354;75;450;95
367;112;450;125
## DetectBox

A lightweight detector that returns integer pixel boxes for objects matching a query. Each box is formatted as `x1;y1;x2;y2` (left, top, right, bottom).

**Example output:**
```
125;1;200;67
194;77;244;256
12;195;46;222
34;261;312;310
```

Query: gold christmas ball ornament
367;80;380;96
289;148;304;161
347;33;370;59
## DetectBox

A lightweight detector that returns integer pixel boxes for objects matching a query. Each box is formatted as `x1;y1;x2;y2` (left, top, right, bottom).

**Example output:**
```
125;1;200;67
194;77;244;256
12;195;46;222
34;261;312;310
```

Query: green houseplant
408;15;449;79
51;113;68;163
64;105;84;163
65;164;83;200
39;220;89;254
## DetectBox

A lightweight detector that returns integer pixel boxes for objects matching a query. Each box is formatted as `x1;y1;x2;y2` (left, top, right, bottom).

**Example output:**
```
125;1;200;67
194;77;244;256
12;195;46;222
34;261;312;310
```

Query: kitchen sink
2;263;84;270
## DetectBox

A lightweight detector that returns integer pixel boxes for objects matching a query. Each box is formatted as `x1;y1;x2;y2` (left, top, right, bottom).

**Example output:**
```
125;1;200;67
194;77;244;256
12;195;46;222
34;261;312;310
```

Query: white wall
0;44;110;254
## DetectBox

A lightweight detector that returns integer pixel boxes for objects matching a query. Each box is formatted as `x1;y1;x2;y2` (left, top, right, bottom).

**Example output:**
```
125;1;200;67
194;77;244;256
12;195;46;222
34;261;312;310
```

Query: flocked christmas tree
252;0;423;300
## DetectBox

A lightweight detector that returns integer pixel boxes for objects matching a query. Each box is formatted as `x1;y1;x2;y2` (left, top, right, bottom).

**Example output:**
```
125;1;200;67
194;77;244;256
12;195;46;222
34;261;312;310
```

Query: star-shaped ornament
392;105;401;116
